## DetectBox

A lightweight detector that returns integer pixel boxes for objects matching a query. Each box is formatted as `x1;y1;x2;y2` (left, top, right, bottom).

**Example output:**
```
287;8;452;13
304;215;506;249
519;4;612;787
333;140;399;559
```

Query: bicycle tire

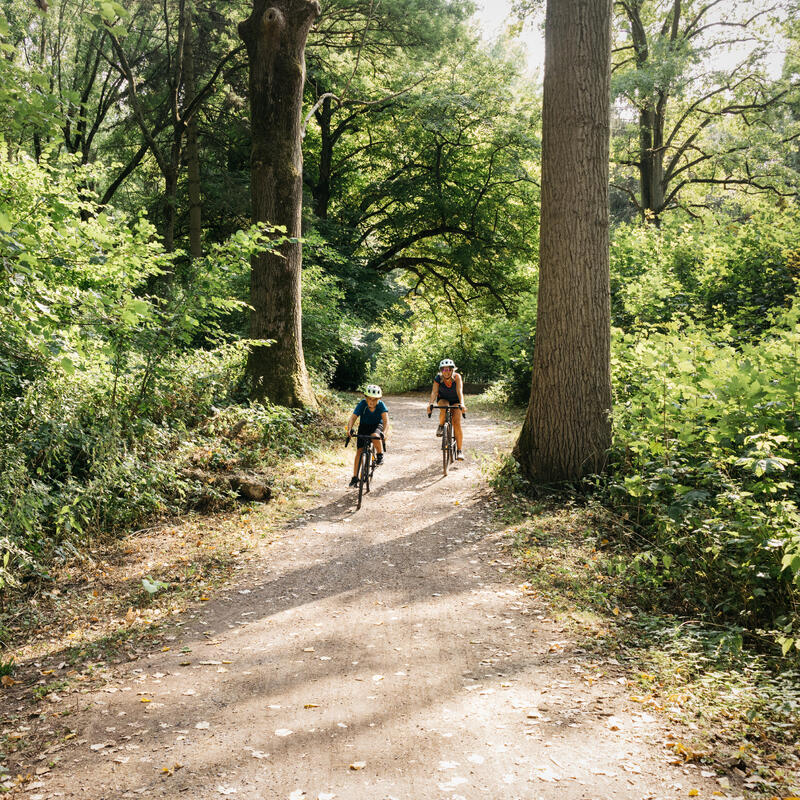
442;423;451;476
357;447;369;509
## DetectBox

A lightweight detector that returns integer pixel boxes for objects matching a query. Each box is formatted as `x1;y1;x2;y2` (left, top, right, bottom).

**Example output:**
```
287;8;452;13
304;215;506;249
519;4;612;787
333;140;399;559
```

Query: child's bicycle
345;430;386;510
427;404;465;476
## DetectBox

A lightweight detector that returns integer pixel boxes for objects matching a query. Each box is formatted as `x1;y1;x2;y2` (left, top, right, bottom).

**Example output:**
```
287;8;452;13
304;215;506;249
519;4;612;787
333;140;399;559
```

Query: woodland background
0;0;799;667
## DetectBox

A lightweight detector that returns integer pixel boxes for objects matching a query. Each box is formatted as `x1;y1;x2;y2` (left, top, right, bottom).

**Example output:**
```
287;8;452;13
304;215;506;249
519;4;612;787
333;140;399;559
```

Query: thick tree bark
514;0;613;482
239;0;319;408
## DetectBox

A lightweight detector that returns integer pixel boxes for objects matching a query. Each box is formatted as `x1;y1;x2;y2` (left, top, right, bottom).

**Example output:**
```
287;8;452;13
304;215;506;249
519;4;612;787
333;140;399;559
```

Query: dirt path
18;395;725;800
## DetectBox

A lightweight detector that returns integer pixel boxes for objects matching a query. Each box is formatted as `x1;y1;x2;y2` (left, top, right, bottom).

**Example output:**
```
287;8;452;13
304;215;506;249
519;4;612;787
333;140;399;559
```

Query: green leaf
781;553;800;574
0;211;10;232
60;356;75;375
99;2;116;22
142;576;168;595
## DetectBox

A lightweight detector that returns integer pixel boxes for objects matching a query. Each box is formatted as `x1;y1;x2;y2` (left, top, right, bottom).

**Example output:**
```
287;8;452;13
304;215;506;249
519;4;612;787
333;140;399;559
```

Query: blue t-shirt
353;399;388;427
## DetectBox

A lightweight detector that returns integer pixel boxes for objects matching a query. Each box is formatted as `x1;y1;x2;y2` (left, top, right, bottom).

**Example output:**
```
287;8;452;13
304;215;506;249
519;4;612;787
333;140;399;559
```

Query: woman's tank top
435;373;459;402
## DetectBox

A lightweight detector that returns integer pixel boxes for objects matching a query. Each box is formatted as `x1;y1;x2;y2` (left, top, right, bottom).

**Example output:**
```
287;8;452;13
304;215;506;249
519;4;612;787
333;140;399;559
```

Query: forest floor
0;395;776;799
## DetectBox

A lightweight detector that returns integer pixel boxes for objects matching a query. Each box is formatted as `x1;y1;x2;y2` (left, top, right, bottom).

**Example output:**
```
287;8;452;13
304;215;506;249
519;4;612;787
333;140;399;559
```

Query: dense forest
1;0;799;669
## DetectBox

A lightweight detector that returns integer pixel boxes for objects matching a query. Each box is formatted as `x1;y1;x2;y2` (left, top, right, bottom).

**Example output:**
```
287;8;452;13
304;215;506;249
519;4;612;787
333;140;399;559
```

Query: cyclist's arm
345;412;358;436
428;380;438;407
455;373;467;411
381;411;390;439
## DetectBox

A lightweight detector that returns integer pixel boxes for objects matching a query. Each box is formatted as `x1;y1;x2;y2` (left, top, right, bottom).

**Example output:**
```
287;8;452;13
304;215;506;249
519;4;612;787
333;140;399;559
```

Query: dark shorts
357;421;383;438
436;396;460;405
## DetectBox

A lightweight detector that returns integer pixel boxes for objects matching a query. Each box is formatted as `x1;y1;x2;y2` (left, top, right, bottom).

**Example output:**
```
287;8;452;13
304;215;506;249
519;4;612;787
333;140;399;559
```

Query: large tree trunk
184;2;203;258
239;0;318;408
514;0;613;482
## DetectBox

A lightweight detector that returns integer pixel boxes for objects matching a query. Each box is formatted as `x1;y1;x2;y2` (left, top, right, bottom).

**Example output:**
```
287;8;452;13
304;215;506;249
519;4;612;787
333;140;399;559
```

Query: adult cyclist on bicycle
427;358;466;461
345;384;389;488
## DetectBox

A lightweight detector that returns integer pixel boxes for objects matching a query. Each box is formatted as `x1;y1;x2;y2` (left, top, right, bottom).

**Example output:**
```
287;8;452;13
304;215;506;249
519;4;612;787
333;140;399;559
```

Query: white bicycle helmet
364;384;383;398
439;358;456;370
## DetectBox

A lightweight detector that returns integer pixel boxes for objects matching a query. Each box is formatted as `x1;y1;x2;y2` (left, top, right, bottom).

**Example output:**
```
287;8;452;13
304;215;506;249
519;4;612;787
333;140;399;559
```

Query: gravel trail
30;395;724;800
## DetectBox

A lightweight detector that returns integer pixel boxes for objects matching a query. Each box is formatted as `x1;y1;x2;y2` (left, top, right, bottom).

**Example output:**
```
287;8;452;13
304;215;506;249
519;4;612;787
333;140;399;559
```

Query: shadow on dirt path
3;395;724;800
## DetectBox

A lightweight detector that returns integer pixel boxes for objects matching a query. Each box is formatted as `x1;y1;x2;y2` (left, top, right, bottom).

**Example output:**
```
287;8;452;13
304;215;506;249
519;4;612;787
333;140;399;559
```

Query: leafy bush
371;290;537;400
0;152;341;596
602;307;800;651
610;207;800;335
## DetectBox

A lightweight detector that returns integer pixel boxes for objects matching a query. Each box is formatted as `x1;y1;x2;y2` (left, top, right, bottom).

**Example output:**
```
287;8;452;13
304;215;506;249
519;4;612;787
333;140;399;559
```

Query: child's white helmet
439;358;456;369
364;384;383;398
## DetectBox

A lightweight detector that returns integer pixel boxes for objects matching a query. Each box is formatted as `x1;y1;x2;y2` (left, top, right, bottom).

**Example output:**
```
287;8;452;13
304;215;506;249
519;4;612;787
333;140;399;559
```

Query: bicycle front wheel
442;424;451;476
360;448;372;506
357;449;369;509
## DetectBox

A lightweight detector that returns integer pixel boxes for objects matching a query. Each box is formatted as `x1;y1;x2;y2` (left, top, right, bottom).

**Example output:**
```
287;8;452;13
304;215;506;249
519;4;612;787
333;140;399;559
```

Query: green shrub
603;306;800;651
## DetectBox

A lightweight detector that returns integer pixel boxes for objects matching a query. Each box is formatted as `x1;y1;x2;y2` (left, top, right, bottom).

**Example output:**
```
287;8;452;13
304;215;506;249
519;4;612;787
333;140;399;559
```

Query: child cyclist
345;384;389;488
427;358;466;460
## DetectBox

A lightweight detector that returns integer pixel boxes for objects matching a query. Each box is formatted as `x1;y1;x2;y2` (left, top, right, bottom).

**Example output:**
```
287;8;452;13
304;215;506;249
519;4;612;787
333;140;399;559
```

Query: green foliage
0;151;342;595
610;207;800;335
602;305;800;649
141;576;168;596
371;282;538;400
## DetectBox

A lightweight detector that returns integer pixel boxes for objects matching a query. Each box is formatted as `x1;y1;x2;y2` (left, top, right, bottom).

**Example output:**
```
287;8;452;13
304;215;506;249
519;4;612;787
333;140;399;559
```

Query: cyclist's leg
353;447;363;477
438;396;447;426
452;405;463;449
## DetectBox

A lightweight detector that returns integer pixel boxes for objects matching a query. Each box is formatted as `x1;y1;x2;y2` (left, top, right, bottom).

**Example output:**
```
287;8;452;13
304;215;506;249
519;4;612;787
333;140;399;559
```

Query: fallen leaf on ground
530;765;559;782
349;761;366;770
304;703;319;709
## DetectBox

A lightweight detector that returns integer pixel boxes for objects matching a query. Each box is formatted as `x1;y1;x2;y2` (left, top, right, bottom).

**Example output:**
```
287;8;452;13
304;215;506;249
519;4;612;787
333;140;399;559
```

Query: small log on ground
181;469;272;503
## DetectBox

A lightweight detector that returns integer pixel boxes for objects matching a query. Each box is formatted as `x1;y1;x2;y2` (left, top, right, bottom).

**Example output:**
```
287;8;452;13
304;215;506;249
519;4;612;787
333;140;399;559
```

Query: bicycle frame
345;430;385;510
427;403;465;477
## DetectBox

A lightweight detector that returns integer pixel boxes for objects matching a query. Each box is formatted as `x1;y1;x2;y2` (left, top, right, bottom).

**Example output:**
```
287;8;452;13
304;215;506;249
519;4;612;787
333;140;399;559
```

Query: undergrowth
489;457;800;797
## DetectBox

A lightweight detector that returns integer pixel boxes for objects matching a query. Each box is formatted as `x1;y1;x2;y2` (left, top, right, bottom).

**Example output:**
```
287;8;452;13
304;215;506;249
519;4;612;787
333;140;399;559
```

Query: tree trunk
639;105;666;223
184;2;203;258
239;0;319;408
164;158;179;253
312;95;333;219
514;0;613;482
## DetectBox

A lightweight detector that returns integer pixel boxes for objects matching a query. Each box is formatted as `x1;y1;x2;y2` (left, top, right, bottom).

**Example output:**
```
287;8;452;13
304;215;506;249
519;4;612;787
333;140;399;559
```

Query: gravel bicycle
427;403;465;476
345;430;386;509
